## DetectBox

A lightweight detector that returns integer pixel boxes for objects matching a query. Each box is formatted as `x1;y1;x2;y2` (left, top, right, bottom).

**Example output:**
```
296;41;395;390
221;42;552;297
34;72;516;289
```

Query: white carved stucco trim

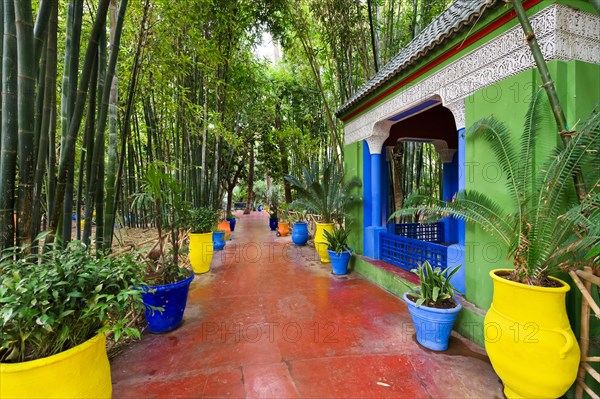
343;4;600;146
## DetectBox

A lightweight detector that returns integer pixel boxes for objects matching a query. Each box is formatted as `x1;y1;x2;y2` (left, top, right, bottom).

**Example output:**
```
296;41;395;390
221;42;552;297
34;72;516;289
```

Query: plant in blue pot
322;226;353;275
403;261;462;351
290;210;309;246
212;230;226;251
226;211;236;232
132;162;194;334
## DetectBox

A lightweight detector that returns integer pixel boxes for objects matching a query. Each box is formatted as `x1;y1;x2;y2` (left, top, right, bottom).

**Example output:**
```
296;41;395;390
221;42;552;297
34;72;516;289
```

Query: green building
336;0;599;347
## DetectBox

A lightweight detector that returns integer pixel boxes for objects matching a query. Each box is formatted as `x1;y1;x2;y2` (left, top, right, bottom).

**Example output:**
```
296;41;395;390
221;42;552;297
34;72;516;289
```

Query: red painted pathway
111;211;503;398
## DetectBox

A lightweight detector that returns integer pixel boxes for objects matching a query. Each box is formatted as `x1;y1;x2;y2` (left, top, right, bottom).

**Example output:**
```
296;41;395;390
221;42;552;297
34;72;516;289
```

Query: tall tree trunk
244;145;254;215
0;1;17;249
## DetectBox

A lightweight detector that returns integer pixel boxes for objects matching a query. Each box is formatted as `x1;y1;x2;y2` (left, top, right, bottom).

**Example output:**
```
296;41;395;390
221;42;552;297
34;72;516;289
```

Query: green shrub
0;240;146;363
188;207;219;234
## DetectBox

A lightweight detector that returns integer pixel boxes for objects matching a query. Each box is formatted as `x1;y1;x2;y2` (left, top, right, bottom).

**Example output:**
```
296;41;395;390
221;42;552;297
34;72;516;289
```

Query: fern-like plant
391;91;599;286
284;160;362;223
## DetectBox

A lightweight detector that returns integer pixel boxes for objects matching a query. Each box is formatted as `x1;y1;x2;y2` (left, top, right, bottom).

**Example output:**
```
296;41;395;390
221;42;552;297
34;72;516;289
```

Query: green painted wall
464;60;600;313
343;141;364;254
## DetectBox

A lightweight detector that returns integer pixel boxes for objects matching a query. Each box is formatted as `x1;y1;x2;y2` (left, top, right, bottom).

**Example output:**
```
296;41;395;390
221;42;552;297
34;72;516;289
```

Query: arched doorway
363;101;466;293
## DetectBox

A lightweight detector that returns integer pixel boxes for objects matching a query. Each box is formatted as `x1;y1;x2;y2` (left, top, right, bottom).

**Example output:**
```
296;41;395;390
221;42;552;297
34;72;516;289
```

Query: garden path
111;211;503;398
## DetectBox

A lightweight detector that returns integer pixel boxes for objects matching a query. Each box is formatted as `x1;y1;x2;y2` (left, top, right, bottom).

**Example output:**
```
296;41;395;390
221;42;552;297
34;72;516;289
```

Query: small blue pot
292;222;309;246
213;231;226;251
269;217;278;231
403;292;462;351
327;249;352;275
141;272;194;333
258;206;263;212
227;217;236;232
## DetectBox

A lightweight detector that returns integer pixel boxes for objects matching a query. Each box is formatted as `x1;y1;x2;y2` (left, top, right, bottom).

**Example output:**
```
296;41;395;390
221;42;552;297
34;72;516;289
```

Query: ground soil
497;270;563;288
407;294;458;309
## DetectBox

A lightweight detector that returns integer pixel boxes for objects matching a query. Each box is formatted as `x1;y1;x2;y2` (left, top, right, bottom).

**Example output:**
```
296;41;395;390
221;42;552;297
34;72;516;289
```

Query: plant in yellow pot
285;159;361;263
188;207;219;274
390;93;599;398
0;239;146;399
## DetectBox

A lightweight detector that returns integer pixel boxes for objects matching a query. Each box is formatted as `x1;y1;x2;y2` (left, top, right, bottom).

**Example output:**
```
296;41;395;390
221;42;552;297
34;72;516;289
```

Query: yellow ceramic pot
484;269;580;399
189;232;214;274
315;223;334;263
0;333;111;398
217;221;231;240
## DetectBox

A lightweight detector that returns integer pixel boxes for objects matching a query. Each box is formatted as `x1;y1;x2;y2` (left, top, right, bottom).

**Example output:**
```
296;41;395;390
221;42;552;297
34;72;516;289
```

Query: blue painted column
364;134;388;259
371;153;381;226
449;127;466;295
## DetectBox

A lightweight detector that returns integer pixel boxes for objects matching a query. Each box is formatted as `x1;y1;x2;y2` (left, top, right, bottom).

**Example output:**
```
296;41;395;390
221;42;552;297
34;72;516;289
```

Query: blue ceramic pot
141;272;194;333
291;222;309;246
269;217;278;231
213;231;226;251
327;249;352;275
258;206;263;212
227;217;236;232
403;292;462;351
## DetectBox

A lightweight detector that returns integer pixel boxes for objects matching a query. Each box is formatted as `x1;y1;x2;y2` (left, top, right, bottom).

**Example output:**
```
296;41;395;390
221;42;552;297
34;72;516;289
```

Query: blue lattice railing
380;232;448;272
387;222;445;243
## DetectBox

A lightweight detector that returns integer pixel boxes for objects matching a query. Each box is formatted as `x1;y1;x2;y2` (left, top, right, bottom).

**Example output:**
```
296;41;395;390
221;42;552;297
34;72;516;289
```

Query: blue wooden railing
381;222;448;271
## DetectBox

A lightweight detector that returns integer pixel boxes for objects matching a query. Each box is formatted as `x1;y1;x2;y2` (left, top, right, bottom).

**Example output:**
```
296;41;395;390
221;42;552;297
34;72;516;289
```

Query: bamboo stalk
582;362;600;383
14;0;36;246
576;269;600;286
569;270;600;316
510;0;586;202
0;1;17;249
46;0;111;247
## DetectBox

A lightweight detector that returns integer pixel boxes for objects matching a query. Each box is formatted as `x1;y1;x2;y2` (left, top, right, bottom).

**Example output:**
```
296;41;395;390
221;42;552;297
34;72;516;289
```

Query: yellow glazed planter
189;232;214;274
484;269;580;399
0;333;111;399
315;223;334;263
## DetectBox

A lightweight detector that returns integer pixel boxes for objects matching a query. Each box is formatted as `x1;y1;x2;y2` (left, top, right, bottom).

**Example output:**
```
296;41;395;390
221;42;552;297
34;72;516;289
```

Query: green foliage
391;92;600;284
267;184;282;212
0;239;146;363
285;159;362;223
409;261;461;308
131;162;191;285
188;207;219;234
322;226;352;254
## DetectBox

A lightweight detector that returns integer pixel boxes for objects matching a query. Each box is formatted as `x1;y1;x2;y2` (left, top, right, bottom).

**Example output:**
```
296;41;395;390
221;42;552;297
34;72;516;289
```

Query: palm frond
466;116;521;209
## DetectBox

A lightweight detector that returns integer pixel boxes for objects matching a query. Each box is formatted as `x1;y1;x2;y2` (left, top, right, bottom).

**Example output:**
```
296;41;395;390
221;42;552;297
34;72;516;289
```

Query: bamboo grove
0;0;450;251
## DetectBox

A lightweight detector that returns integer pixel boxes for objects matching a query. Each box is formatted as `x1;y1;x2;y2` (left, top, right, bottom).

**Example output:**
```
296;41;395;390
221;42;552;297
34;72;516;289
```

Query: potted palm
322;226;353;275
132;163;195;334
285;160;361;263
0;239;145;398
390;94;599;398
403;261;462;351
188;207;220;273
